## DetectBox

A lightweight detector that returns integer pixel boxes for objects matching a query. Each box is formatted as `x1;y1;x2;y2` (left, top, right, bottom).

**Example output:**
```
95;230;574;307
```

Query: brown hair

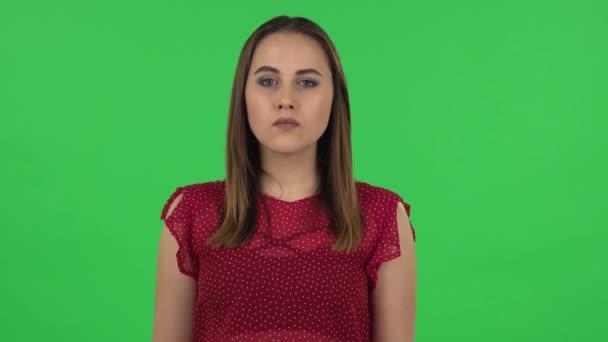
207;15;364;253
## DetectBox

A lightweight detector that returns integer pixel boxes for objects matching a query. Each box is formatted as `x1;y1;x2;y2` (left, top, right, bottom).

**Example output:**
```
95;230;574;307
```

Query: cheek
245;88;268;126
309;91;333;126
245;88;278;146
291;96;330;142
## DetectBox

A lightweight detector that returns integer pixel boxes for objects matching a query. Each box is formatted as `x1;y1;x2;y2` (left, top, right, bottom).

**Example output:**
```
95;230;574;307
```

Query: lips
273;118;300;126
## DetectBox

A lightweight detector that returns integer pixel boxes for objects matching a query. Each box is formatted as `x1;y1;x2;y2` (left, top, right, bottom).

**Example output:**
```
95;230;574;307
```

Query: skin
245;31;333;201
372;202;417;341
152;193;196;342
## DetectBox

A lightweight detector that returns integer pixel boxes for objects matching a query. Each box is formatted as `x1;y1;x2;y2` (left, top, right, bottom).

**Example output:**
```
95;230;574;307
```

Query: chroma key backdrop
0;0;606;341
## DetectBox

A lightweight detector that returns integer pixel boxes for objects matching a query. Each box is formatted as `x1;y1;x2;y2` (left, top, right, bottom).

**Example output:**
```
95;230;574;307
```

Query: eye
299;80;317;88
258;78;277;87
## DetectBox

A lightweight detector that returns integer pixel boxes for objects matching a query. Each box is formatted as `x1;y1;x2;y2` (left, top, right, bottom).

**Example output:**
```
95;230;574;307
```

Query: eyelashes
257;78;318;88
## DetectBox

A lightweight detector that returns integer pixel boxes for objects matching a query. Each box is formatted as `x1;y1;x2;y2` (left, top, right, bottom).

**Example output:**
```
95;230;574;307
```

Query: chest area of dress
197;240;369;308
195;200;373;306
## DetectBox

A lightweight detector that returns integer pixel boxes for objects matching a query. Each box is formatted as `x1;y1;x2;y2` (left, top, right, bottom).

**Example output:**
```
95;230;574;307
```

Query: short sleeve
160;186;198;279
366;192;416;289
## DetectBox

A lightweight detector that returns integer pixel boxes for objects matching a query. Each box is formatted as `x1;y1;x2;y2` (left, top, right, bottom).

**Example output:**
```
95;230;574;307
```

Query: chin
262;140;312;155
266;145;303;155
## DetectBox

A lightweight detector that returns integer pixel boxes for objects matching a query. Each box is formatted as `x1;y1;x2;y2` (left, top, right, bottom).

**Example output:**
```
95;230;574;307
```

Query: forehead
250;32;330;73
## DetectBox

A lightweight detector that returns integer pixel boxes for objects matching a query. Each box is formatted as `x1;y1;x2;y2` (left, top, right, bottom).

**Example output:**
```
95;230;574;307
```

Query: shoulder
162;179;225;218
355;180;413;230
355;180;407;210
177;179;224;201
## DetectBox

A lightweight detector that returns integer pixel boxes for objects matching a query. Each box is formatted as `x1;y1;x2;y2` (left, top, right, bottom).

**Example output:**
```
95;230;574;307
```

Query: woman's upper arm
371;200;417;342
152;194;197;342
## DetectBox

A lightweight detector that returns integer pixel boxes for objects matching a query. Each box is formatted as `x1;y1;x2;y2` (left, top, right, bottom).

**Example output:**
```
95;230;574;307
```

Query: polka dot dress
160;179;416;342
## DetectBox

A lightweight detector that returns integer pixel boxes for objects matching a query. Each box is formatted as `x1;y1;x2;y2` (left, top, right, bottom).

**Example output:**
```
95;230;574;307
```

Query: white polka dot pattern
160;179;416;341
160;186;198;278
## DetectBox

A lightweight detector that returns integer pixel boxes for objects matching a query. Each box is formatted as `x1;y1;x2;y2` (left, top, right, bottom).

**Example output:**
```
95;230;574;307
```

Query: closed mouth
273;118;300;126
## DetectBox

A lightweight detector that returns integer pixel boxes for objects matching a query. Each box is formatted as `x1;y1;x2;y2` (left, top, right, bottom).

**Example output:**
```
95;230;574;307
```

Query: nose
278;102;295;110
277;87;296;110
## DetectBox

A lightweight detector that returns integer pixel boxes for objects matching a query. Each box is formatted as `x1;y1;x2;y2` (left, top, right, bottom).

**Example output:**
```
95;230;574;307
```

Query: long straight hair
207;15;364;253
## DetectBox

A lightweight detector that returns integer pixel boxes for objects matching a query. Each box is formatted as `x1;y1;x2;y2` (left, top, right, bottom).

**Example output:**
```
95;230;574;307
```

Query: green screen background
1;0;606;341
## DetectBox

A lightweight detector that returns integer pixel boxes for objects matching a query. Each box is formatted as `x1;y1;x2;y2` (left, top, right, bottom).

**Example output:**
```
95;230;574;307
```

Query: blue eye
259;78;277;87
257;78;317;88
299;80;317;87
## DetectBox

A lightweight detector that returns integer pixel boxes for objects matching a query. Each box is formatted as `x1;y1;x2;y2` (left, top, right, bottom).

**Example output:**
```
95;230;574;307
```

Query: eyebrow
253;65;322;77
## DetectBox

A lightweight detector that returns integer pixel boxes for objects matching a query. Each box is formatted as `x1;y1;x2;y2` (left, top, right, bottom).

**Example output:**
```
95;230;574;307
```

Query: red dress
160;179;416;342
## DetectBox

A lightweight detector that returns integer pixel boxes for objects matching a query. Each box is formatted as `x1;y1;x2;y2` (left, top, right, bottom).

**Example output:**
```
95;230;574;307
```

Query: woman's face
245;31;333;155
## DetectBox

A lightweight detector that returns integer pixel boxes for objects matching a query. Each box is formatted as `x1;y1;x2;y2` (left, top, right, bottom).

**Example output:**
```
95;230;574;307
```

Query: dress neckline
259;192;319;205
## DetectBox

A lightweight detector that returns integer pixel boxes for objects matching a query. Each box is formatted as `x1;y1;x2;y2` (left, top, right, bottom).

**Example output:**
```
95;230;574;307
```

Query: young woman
153;15;417;342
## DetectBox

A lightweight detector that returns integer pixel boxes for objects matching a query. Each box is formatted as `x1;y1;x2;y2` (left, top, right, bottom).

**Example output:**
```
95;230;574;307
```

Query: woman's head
211;16;363;252
245;30;333;156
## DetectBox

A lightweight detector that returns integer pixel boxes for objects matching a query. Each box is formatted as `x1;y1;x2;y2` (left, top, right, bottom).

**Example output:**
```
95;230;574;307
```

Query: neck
258;143;320;201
